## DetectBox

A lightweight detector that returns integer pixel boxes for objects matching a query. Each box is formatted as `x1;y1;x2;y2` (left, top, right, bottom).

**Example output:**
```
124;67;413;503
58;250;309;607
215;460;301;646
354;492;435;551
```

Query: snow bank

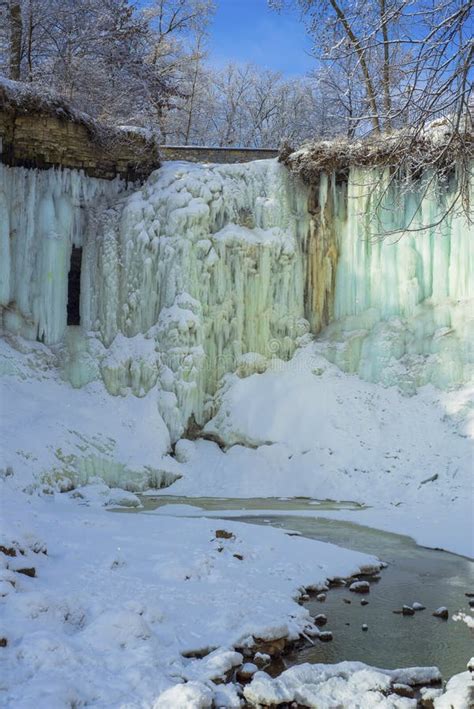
0;484;379;707
0;336;176;492
170;345;473;556
244;661;442;707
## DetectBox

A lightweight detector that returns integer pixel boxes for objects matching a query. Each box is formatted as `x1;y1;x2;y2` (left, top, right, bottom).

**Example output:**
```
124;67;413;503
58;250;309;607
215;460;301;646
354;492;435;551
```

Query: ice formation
314;166;473;391
1;157;472;441
0;163;124;344
80;160;309;437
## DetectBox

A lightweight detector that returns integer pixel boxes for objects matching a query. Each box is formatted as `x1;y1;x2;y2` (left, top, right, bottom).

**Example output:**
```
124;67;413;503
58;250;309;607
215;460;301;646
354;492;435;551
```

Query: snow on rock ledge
243;662;442;708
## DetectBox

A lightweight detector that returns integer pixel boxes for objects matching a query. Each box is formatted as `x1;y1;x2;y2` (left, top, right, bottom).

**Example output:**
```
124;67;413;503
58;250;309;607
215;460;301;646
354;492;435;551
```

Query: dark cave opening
67;246;82;326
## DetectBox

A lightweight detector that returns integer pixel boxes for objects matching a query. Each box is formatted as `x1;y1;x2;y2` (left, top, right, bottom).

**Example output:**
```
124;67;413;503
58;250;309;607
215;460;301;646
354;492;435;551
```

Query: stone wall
0;80;277;181
0;109;160;181
161;146;278;164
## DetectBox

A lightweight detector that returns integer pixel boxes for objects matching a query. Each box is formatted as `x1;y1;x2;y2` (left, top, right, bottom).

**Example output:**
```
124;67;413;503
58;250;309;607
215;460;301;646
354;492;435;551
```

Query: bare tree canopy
270;0;473;136
0;0;471;161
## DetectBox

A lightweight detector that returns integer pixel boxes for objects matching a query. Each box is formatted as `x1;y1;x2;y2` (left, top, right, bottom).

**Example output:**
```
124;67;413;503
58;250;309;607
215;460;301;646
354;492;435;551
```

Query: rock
467;657;474;673
392;683;415;699
233;553;243;561
420;686;443;707
253;652;270;668
318;631;333;642
215;530;234;540
237;663;258;683
0;638;7;647
412;602;426;611
253;635;287;657
316;593;326;602
362;624;368;631
343;598;351;604
361;599;369;606
0;545;17;557
402;605;415;616
392;610;403;614
465;592;474;598
349;580;370;593
300;593;309;601
468;599;474;608
314;614;327;627
15;567;36;578
433;607;449;619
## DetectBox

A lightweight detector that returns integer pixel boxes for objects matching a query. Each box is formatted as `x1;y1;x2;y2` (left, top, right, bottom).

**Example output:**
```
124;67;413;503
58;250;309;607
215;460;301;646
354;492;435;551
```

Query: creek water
118;496;474;680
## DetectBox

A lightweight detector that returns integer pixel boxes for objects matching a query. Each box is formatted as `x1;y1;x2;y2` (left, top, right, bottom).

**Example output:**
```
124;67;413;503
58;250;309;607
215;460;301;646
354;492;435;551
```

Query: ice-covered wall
314;166;473;391
81;161;309;438
0;164;124;344
1;157;471;446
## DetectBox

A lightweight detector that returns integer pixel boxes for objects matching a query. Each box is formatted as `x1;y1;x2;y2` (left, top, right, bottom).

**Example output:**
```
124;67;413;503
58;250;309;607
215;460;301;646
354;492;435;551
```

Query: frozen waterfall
0;157;472;439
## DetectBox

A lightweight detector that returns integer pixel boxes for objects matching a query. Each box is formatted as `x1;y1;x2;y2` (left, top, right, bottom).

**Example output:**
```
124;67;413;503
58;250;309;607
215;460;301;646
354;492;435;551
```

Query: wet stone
314;614;327;627
402;605;415;616
392;683;415;699
433;607;449;620
318;631;333;642
349;580;370;593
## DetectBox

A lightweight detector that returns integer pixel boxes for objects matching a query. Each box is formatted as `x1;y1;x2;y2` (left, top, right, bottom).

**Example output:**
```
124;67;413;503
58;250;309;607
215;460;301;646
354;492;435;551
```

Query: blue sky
208;0;314;76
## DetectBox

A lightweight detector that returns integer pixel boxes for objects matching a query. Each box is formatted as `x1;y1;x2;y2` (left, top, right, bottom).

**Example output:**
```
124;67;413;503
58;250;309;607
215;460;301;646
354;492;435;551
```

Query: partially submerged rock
349;580;370;593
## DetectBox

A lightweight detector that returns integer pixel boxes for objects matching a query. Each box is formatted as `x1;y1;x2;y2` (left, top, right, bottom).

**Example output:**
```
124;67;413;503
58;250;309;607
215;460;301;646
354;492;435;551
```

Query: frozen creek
119;497;474;682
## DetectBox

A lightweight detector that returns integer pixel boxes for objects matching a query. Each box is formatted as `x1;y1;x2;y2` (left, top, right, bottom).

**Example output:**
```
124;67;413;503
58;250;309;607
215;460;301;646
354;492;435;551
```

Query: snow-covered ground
1;331;472;705
1;463;384;707
166;344;473;558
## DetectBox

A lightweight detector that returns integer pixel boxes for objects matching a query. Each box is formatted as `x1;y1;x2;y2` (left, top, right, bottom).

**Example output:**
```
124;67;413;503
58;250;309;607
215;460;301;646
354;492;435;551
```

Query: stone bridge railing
160;145;279;164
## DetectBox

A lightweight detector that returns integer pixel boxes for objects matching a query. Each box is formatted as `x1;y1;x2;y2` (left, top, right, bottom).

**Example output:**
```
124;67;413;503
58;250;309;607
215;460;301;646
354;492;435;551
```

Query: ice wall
1;156;471;446
0;164;124;344
315;166;473;391
81;161;310;438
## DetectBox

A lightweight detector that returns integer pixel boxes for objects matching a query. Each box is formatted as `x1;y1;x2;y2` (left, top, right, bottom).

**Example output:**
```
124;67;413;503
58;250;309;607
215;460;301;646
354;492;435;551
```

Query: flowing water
116;496;474;680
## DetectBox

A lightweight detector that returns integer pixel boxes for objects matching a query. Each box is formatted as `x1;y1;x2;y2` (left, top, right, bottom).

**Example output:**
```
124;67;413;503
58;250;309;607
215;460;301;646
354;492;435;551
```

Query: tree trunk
328;0;381;133
379;0;392;132
9;0;22;81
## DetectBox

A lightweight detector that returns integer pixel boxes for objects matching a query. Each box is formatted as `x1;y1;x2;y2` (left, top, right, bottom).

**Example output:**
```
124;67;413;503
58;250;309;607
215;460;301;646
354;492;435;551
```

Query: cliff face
0;79;161;180
0;148;471;439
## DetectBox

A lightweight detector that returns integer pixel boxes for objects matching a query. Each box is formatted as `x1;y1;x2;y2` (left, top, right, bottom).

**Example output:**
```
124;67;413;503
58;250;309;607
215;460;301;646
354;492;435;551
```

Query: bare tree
8;0;22;80
271;0;473;136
